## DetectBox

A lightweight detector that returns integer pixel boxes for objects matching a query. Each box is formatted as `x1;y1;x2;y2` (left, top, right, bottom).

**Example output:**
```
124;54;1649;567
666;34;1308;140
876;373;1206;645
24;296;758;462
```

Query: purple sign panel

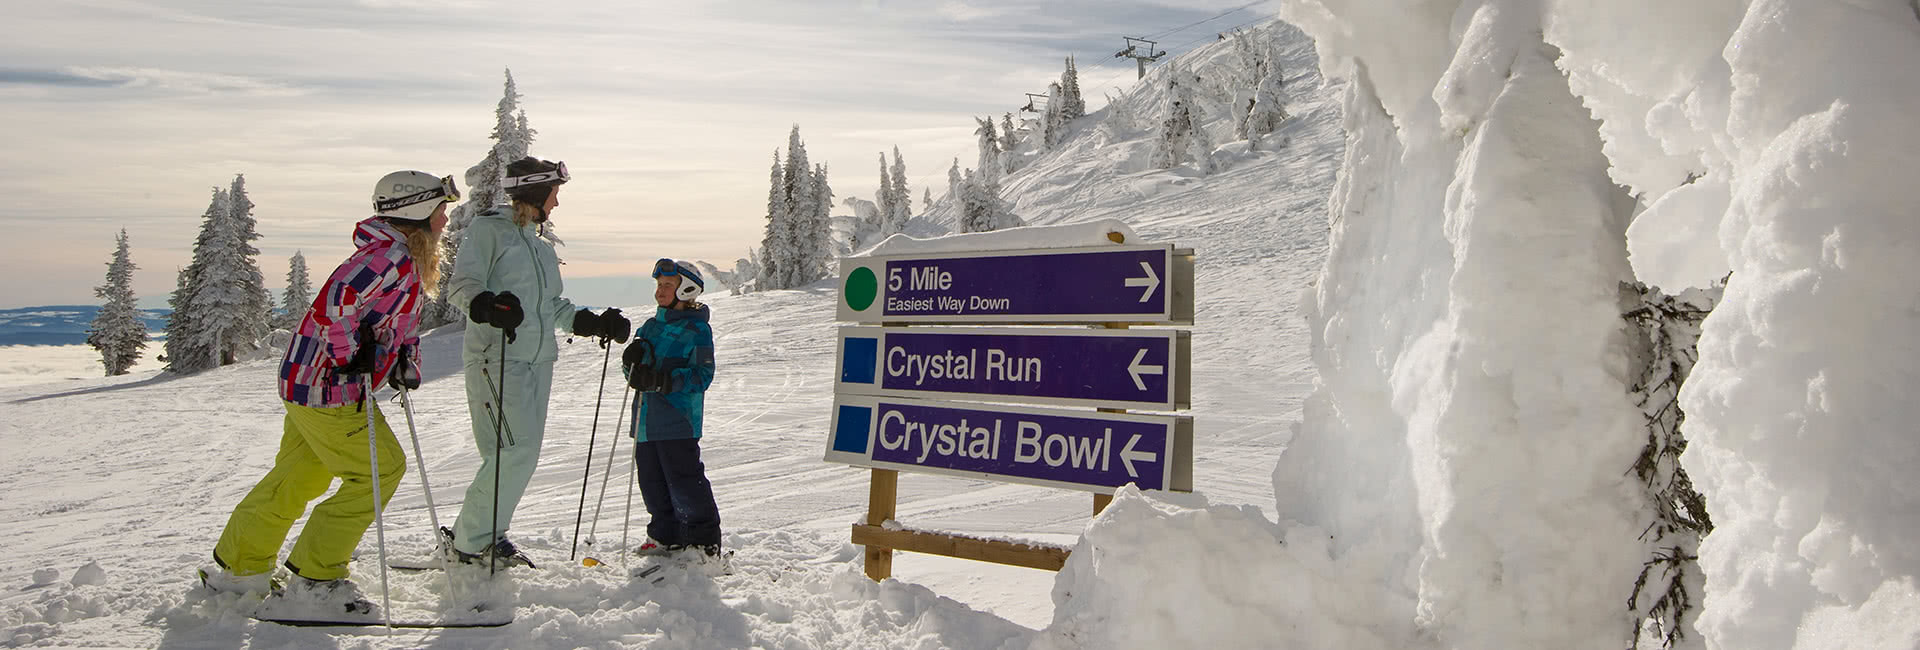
875;246;1168;321
825;396;1190;493
837;327;1186;410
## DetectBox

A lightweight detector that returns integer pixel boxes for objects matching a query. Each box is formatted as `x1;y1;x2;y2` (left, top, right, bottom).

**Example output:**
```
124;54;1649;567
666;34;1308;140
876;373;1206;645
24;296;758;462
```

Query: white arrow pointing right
1123;261;1160;303
1119;433;1158;478
1127;348;1164;391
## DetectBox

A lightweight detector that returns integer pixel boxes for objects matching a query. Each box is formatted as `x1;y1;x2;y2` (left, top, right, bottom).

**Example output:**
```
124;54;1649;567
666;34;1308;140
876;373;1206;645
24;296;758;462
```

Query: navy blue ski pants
633;438;721;548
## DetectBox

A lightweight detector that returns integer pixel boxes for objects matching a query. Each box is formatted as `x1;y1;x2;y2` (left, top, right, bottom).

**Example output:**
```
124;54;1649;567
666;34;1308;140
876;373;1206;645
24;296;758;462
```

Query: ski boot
281;574;376;615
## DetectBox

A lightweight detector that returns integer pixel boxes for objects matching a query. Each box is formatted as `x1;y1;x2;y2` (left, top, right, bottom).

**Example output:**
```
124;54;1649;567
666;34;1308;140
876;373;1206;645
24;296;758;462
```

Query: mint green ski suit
445;208;581;554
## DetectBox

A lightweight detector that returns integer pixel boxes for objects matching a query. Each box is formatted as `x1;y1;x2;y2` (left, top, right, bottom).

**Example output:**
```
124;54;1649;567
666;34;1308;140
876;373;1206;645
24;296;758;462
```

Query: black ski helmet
504;157;569;211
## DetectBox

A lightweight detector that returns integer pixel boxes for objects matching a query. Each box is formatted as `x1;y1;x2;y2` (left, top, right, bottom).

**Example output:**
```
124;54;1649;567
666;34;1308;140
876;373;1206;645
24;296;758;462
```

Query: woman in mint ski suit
443;157;628;565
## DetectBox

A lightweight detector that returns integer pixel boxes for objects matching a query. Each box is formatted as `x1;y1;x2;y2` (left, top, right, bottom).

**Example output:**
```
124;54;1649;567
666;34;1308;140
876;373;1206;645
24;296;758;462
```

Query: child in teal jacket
622;259;721;558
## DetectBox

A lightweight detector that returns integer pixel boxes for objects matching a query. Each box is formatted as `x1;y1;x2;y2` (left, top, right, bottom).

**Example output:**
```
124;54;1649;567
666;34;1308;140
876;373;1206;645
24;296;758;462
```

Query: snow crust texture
1277;0;1920;647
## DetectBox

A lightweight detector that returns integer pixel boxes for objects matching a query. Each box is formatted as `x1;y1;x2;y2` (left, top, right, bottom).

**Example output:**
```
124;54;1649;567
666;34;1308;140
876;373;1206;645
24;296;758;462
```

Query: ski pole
586;385;632;553
489;341;507;577
619;395;638;567
363;374;394;631
570;340;615;562
397;384;458;599
479;366;518;446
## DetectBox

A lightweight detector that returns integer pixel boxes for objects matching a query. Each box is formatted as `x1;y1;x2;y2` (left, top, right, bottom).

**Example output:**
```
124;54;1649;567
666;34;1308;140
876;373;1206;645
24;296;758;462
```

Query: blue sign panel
824;396;1192;493
838;244;1187;324
836;326;1188;410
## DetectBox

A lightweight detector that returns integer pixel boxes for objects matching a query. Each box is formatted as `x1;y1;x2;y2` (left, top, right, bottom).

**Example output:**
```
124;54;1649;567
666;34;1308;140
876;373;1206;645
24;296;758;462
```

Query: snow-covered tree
887;147;912;235
1237;45;1289;142
186;175;271;367
947;158;962;202
429;68;536;327
975;117;1002;188
1624;281;1720;650
164;188;225;373
922;188;932;213
999;113;1019;153
162;265;206;373
757;149;786;291
756;127;834;290
1059;56;1085;121
227;174;273;348
1042;81;1067;149
957;170;1023;234
873;152;895;234
1153;72;1213;173
86;229;146;376
277;251;311;330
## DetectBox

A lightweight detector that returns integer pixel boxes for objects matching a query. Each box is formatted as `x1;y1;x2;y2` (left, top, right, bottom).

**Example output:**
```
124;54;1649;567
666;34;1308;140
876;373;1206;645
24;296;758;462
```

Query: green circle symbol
845;266;878;311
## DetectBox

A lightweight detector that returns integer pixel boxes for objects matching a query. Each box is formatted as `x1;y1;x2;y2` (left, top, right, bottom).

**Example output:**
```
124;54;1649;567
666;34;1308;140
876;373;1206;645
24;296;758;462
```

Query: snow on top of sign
861;219;1137;257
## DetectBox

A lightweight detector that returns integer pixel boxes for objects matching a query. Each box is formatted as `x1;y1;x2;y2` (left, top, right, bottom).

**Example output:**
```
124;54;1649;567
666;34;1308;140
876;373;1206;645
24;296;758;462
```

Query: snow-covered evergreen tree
777;126;816;289
1153;72;1212;173
922;187;932;213
188;175;271;367
429;68;533;327
975;117;1002;187
1042;81;1067;149
164;188;224;373
887;147;912;235
276;251;311;331
957;170;1023;234
1624;281;1721;650
1237;45;1289;142
162;265;206;373
1059;56;1085;121
225;174;273;352
757;149;786;291
86;229;146;376
809;163;835;282
947;158;962;202
999;113;1019;154
873;152;895;235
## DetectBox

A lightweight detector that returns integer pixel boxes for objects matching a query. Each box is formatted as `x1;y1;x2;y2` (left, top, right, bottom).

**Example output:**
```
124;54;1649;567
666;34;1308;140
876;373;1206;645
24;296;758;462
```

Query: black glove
571;308;601;338
337;321;379;378
622;340;660;391
648;367;674;393
600;309;631;344
469;291;524;343
387;345;421;390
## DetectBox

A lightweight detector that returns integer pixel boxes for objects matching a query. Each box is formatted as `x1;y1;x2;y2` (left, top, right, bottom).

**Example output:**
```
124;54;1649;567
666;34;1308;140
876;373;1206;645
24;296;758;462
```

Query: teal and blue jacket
627;305;715;441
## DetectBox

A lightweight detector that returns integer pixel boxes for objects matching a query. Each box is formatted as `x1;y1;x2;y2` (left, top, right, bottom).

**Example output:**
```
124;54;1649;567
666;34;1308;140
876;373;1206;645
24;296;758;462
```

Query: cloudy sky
1;0;1272;309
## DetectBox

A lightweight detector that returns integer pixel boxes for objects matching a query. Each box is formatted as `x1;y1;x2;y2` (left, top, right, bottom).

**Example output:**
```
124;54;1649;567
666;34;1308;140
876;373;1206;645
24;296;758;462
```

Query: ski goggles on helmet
374;175;461;212
652;258;683;278
503;160;569;189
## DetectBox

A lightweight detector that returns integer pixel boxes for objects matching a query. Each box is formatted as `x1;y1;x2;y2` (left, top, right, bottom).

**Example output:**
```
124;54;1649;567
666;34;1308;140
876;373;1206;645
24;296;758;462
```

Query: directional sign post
827;395;1193;494
829;237;1197;581
837;326;1190;410
838;244;1195;325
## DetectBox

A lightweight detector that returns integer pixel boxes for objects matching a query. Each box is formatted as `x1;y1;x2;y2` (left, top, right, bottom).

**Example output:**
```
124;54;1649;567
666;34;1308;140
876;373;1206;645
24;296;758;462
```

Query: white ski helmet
652;258;705;302
371;170;460;223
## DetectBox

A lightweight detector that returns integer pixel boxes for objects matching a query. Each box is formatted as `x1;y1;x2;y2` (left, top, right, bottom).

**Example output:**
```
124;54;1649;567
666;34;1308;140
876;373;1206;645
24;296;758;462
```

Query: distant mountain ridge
0;305;168;346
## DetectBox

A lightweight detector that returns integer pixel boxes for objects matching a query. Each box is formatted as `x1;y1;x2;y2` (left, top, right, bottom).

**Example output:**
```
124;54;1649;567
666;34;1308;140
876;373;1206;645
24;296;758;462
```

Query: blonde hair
397;223;442;291
512;201;541;228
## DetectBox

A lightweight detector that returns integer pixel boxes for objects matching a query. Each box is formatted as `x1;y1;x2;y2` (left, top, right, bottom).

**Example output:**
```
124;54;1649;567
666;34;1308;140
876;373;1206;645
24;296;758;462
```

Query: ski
387;559;538;572
252;616;511;629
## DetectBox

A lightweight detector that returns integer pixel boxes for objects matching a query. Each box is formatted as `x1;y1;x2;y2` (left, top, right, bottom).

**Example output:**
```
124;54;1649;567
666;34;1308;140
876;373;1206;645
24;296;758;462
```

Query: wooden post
864;468;899;581
1094;493;1113;516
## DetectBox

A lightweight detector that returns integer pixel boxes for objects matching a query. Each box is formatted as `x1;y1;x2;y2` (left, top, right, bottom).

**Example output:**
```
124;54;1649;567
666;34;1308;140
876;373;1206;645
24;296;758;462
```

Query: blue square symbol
833;405;873;454
841;337;878;384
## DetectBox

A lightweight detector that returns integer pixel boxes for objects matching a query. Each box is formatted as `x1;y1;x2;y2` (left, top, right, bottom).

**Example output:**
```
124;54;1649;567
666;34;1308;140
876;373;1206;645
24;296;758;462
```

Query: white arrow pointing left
1127;348;1164;391
1119;434;1158;478
1123;261;1160;303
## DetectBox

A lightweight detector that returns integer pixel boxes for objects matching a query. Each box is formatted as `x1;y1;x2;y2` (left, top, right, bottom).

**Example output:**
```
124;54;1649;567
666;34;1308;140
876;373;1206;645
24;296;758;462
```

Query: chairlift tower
1114;37;1167;80
1021;93;1050;114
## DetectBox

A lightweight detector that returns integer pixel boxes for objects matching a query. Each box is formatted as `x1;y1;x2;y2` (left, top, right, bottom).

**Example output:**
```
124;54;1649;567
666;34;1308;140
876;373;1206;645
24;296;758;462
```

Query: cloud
0;65;306;96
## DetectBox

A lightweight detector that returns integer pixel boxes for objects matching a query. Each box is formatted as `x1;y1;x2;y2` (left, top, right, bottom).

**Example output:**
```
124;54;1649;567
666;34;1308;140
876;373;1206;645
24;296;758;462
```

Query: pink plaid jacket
278;218;424;407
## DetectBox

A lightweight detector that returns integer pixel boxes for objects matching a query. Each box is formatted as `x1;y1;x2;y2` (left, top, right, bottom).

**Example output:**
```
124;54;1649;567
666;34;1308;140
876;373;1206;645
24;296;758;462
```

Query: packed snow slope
0;20;1347;649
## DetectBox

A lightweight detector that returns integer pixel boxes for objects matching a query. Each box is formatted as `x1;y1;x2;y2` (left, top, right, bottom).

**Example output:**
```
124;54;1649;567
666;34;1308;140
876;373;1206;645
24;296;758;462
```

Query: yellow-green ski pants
213;400;404;581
